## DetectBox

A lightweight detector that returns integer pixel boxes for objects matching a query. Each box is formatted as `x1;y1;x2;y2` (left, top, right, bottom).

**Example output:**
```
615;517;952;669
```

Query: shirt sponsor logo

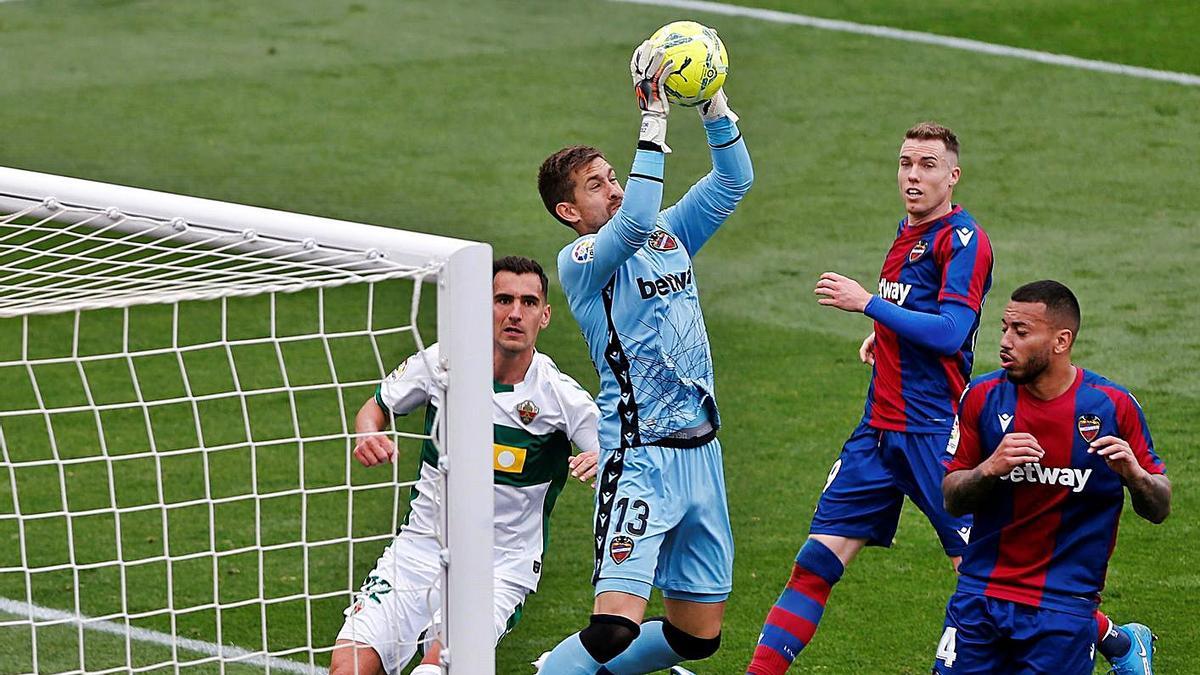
609;535;635;564
571;238;595;264
878;278;913;306
1077;414;1101;443
648;230;679;252
516;399;539;425
1001;463;1093;492
637;268;693;299
493;443;527;473
909;239;928;262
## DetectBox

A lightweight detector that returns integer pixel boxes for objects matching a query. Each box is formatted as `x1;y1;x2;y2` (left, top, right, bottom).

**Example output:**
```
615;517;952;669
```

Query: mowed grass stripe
612;0;1200;86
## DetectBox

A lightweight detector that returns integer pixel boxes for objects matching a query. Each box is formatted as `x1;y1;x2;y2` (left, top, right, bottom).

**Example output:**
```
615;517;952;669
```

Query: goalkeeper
330;256;600;675
534;39;752;674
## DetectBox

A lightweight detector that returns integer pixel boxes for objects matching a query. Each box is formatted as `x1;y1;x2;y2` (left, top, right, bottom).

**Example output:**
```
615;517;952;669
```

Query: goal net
0;167;494;674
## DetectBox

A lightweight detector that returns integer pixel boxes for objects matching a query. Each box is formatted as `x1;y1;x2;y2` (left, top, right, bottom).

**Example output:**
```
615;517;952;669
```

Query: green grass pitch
0;0;1197;672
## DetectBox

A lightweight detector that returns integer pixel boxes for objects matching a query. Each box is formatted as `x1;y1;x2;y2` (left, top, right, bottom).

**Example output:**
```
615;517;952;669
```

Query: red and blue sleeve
935;224;993;312
1112;391;1166;475
946;385;986;472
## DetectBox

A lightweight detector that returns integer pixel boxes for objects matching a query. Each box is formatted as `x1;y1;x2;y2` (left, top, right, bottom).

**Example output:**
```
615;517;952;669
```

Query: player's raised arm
660;90;753;256
546;43;673;294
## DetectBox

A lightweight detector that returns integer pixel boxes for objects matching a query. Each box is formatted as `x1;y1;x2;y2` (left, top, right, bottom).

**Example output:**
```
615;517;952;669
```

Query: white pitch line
611;0;1200;87
0;597;327;674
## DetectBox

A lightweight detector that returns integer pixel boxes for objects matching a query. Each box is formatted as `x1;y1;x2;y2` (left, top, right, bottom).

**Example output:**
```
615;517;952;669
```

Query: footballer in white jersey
331;257;600;675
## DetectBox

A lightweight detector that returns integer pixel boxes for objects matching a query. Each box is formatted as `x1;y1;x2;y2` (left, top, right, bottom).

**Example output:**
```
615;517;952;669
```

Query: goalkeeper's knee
656;617;721;660
579;614;641;663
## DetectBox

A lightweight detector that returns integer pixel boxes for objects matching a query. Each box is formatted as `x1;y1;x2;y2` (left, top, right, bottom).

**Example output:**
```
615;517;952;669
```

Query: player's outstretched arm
1089;435;1172;523
560;44;672;293
814;272;977;355
352;397;395;467
944;432;1045;516
660;89;753;256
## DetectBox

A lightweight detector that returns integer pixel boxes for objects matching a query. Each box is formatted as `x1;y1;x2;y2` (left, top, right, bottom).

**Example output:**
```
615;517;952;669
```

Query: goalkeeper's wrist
699;90;739;124
638;112;670;154
702;116;740;148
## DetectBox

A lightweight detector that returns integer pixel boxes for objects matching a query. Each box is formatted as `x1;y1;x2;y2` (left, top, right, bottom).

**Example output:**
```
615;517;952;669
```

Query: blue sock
603;619;683;674
539;632;603;675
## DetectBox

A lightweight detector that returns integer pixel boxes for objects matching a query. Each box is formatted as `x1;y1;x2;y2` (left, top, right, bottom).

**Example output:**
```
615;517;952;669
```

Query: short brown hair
905;121;959;157
493;255;548;299
538;145;605;227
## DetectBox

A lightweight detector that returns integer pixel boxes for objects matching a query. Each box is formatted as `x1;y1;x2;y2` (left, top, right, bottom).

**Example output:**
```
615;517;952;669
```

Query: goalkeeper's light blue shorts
591;437;732;602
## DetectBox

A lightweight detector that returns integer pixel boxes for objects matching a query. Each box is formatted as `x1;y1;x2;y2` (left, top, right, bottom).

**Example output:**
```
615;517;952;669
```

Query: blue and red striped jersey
864;206;993;432
946;367;1166;616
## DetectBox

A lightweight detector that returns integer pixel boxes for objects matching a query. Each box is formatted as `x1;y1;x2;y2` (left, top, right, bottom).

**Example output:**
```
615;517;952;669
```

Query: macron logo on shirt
878;278;913;306
1001;463;1093;493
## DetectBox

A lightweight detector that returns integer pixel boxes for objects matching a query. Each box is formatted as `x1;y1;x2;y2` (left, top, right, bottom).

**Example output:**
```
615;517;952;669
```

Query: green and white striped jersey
375;344;599;591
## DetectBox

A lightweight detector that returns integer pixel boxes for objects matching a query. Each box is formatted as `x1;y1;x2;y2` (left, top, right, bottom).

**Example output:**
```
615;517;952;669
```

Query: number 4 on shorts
936;626;958;667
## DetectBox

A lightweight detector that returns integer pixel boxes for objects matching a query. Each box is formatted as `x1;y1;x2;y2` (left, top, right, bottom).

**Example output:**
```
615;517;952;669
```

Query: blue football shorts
933;591;1097;674
591;437;733;602
809;421;971;556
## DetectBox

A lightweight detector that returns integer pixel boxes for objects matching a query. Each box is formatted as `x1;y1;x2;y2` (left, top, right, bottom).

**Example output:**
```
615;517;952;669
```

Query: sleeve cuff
703;116;740;147
631;148;665;180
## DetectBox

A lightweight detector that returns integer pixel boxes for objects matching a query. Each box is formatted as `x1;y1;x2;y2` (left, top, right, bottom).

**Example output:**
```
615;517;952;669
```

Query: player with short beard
330;256;600;675
533;38;752;675
936;280;1170;674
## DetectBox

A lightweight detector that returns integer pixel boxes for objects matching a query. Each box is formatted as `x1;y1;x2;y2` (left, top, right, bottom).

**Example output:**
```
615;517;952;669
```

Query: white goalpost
0;167;494;674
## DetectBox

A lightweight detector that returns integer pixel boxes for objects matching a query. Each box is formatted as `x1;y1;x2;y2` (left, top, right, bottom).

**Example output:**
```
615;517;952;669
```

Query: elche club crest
648;230;678;252
609;535;635;564
909;239;928;262
516;400;539;425
1077;414;1102;442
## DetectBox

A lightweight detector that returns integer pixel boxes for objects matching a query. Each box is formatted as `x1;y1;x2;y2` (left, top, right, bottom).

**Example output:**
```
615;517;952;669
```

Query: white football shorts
335;534;529;674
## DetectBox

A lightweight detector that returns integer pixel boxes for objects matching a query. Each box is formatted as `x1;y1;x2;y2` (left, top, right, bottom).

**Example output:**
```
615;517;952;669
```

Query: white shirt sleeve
376;346;439;416
555;372;600;455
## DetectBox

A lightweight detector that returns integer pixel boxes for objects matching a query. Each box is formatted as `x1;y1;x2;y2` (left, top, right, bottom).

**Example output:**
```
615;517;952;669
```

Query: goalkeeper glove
699;89;739;124
630;40;673;152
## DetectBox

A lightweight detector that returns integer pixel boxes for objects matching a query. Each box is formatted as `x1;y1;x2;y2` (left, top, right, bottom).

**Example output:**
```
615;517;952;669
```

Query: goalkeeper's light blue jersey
558;117;752;451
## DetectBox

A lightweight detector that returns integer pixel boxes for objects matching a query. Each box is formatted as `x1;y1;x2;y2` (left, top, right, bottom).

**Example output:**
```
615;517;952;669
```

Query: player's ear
1054;328;1074;354
948;165;961;188
540;303;551;329
554;201;581;226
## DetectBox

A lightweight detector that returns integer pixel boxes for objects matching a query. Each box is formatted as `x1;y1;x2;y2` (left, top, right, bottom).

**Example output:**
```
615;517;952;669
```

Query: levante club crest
909;240;928;262
648;230;679;252
610;535;635;564
1077;414;1102;442
516;400;539;425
